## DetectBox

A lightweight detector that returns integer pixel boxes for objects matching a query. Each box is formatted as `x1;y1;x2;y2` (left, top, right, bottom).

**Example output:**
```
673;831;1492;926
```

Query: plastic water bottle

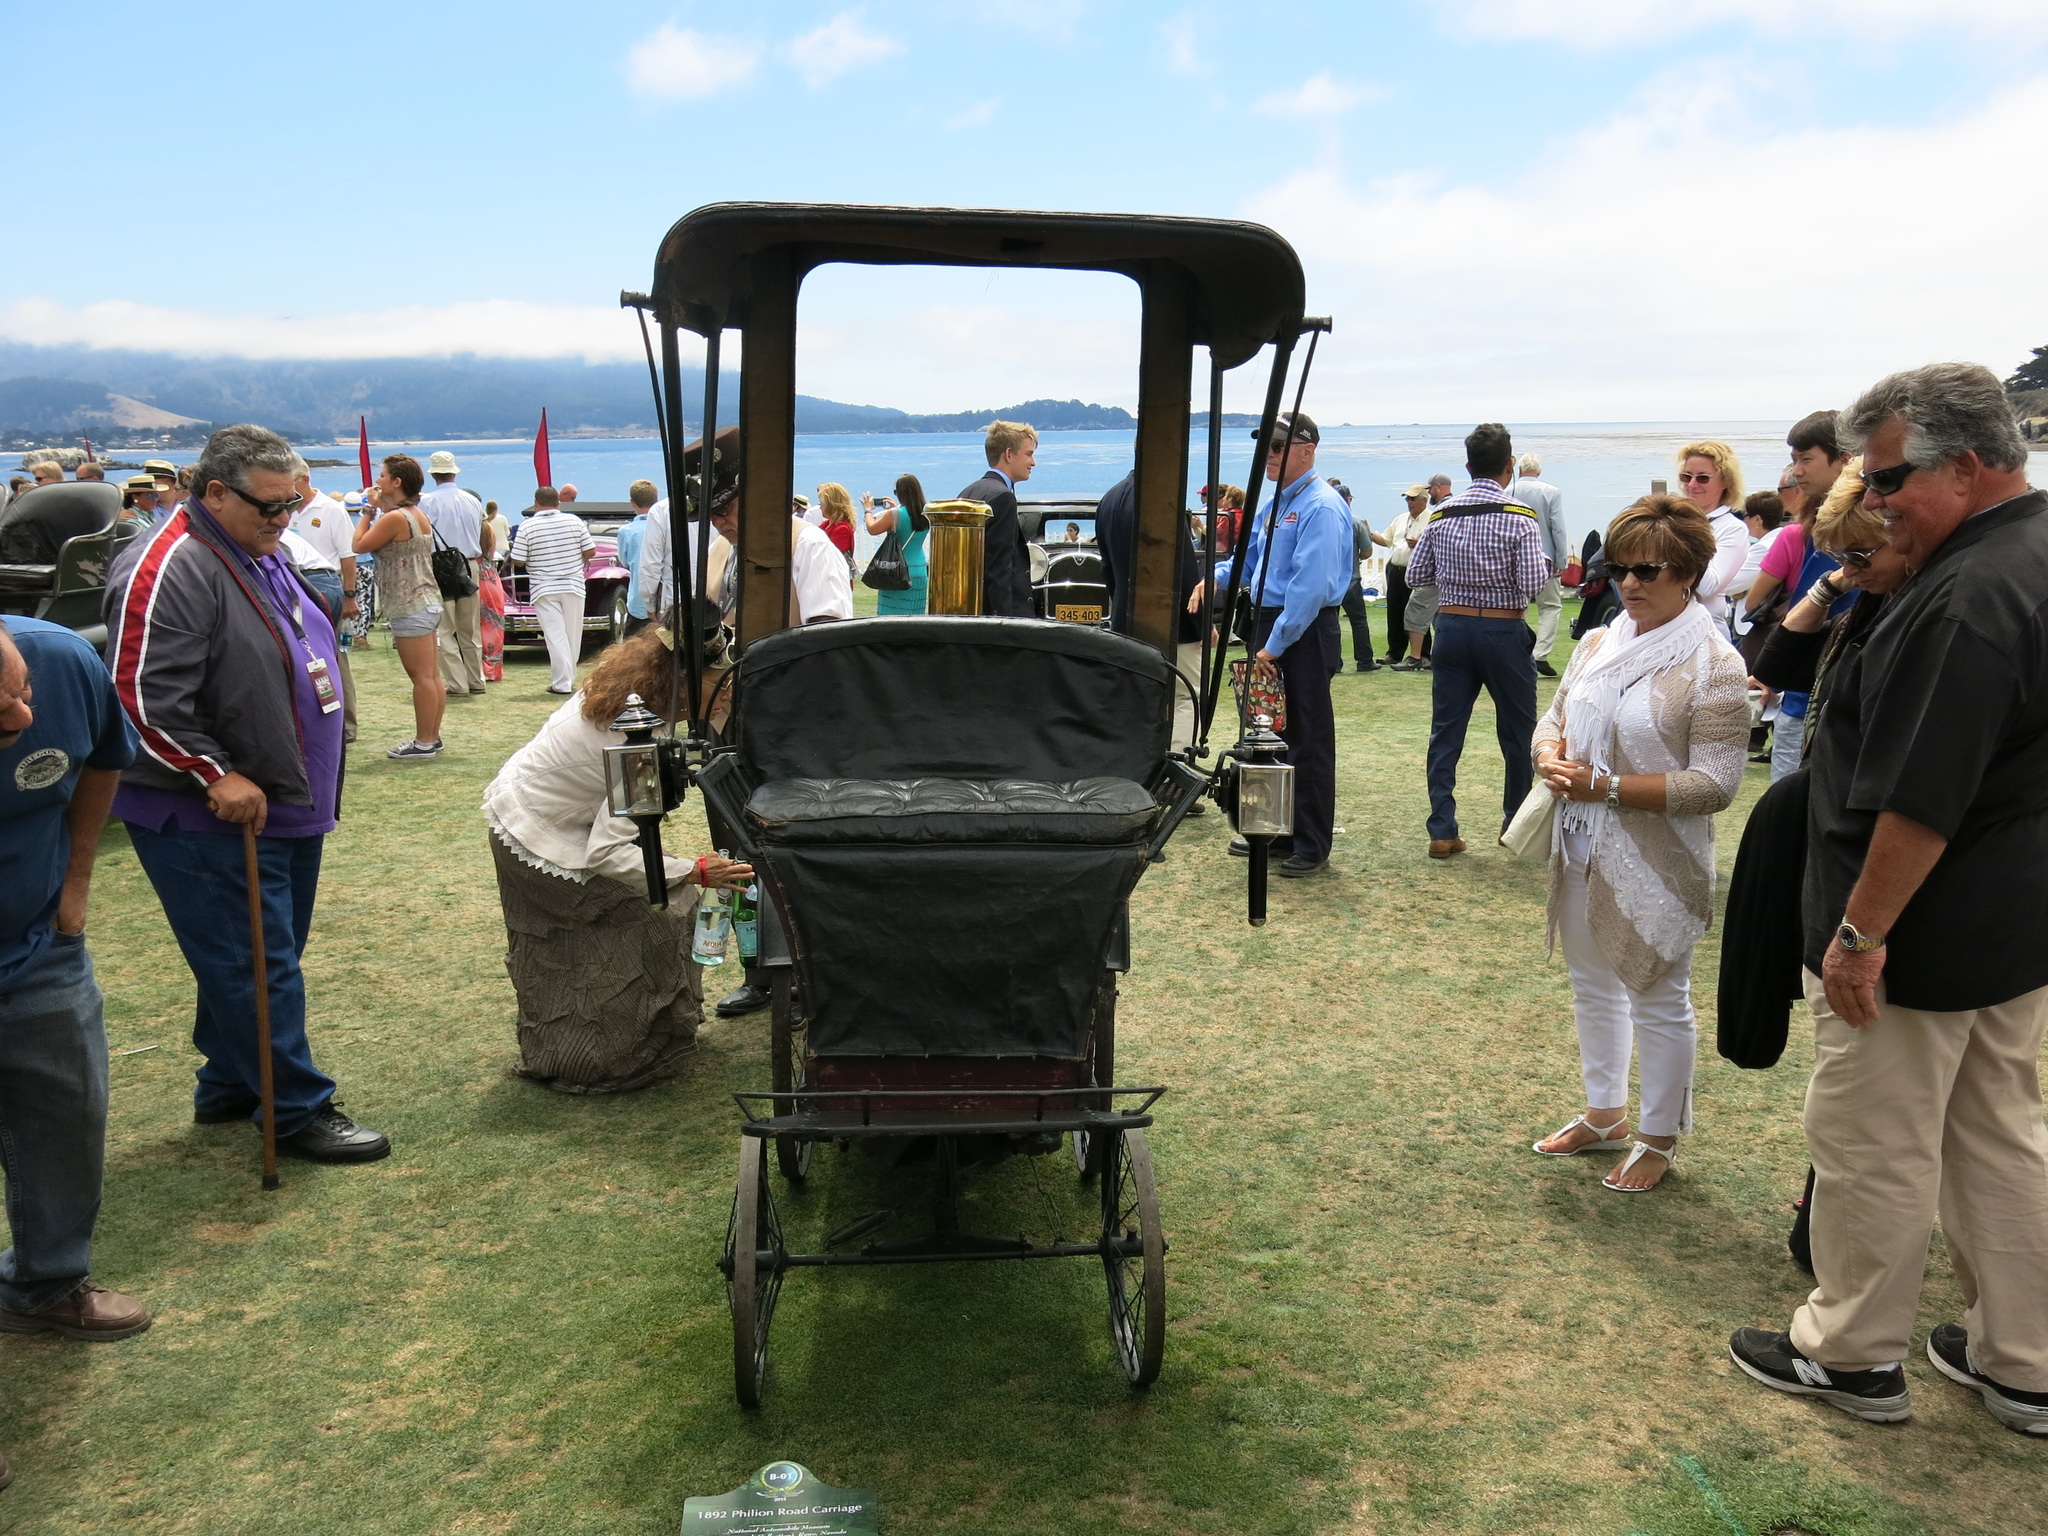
691;880;733;966
733;882;759;963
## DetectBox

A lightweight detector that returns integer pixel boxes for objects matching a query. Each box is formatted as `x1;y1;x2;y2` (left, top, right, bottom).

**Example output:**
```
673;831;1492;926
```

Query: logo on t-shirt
14;747;71;791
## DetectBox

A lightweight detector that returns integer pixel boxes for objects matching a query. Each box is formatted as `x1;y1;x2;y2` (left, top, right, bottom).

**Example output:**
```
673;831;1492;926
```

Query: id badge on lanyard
306;654;341;714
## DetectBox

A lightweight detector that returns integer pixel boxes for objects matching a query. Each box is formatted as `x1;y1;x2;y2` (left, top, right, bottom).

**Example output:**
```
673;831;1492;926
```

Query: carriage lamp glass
604;693;668;818
1233;761;1295;837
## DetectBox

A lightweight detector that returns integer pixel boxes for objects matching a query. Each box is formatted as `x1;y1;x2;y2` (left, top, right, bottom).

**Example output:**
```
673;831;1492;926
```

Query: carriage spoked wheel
726;1135;786;1408
770;972;811;1182
1100;1126;1165;1386
1072;972;1116;1182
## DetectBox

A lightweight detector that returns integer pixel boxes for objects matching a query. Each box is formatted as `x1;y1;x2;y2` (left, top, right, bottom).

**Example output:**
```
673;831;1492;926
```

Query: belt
1439;605;1524;619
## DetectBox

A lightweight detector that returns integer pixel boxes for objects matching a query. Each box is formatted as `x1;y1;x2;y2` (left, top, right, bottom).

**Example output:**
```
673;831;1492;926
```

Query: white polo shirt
290;491;354;570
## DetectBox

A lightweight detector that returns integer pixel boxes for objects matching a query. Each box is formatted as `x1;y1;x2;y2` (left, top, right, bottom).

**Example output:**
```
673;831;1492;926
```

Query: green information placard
681;1461;879;1535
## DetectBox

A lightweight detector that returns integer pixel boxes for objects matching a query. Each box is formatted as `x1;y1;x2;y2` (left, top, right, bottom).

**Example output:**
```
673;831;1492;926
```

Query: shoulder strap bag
429;518;478;600
860;513;911;591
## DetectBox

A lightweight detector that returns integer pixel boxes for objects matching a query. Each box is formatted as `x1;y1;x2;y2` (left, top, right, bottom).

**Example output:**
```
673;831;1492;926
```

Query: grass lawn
2;601;2039;1535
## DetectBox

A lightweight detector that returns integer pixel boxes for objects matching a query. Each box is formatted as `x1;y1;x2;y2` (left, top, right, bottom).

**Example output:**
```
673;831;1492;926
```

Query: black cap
1255;411;1319;446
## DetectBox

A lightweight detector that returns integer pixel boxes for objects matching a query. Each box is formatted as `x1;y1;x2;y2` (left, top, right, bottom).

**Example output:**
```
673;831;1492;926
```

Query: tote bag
860;520;911;591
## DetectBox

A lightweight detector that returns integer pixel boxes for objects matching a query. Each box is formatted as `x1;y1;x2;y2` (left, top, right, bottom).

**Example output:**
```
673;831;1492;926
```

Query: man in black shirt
1730;363;2048;1436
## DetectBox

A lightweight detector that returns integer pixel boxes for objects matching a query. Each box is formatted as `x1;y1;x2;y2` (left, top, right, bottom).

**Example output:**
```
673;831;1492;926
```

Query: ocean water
308;421;2044;563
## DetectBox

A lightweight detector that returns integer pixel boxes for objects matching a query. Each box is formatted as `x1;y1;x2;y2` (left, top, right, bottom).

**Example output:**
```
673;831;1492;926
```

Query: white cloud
0;297;650;363
1252;72;1376;118
787;13;902;89
947;99;999;129
1160;10;1205;75
1241;67;2048;421
1446;0;2048;45
626;23;759;100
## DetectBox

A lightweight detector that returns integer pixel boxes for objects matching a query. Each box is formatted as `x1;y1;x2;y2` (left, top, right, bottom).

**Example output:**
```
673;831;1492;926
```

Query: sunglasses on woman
1836;547;1877;569
1612;560;1672;583
1676;472;1717;485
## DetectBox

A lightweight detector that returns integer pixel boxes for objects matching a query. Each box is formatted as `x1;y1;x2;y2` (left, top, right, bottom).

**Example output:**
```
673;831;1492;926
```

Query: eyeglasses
1613;561;1673;583
1676;472;1717;485
1861;461;1921;498
1836;547;1877;569
228;483;304;520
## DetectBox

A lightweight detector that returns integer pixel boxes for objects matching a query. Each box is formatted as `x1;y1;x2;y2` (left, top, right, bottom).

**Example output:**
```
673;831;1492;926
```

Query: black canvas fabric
767;843;1144;1058
1716;767;1809;1069
737;616;1173;785
0;482;118;564
747;775;1156;845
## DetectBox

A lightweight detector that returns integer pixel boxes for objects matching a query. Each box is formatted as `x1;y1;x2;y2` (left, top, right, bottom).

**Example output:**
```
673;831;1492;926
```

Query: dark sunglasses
1836;547;1877;569
1676;471;1717;485
229;483;304;519
1613;560;1672;583
1861;461;1921;497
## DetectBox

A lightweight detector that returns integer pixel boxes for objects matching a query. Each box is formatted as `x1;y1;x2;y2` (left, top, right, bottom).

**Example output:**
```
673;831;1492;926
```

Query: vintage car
501;500;637;652
1017;496;1109;624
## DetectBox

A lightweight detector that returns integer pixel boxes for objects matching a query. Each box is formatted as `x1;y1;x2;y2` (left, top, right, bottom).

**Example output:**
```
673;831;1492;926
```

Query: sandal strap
1552;1114;1627;1143
1612;1140;1676;1178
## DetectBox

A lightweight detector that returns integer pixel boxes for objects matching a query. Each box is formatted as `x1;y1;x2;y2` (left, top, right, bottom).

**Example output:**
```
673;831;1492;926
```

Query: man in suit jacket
957;420;1038;617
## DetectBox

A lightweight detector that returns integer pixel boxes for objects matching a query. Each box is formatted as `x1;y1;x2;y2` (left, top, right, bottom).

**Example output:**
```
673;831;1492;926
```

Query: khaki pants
1790;968;2048;1388
437;593;484;692
1172;641;1205;752
338;650;357;740
1532;576;1563;664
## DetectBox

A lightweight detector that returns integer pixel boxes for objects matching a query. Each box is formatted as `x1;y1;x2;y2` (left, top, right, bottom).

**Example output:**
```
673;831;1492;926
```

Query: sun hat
427;450;461;475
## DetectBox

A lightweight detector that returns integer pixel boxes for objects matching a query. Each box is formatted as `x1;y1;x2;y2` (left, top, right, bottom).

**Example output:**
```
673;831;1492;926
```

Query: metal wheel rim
728;1136;783;1406
1101;1126;1165;1386
771;972;812;1181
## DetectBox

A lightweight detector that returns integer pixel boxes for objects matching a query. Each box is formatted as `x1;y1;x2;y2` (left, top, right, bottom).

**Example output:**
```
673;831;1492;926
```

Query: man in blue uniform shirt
0;618;152;1484
1200;412;1355;875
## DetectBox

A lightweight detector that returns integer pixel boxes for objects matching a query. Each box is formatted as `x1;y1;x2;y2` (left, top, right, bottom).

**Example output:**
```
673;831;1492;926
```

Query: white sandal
1602;1139;1676;1192
1532;1114;1630;1157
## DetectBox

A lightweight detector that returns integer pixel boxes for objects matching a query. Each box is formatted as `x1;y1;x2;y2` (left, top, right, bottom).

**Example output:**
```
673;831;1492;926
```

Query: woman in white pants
1531;496;1751;1190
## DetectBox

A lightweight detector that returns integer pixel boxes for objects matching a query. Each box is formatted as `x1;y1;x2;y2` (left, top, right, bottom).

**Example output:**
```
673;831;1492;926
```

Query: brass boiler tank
921;500;993;616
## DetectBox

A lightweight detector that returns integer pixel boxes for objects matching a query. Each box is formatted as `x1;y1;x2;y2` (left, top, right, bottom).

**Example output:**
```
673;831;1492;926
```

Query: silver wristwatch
1837;920;1885;952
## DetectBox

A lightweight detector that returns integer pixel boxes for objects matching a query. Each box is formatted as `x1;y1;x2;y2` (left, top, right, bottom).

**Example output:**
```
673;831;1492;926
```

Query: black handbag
860;522;911;591
429;522;477;600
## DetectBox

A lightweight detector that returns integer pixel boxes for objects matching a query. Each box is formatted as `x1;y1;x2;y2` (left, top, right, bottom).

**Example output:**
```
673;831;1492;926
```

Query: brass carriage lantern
604;693;674;908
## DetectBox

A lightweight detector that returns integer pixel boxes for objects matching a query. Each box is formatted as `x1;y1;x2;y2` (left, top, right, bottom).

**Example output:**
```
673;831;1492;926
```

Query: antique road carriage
615;204;1310;1406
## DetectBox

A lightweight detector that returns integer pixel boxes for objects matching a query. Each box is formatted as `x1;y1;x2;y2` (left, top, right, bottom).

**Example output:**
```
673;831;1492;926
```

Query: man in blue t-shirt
0;618;152;1423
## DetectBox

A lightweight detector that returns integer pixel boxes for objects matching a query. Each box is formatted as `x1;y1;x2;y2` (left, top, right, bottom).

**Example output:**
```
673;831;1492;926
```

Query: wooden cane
243;822;280;1191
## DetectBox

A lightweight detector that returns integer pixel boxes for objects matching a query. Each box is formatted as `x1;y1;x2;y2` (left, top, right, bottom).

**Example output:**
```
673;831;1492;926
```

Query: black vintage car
1018;497;1108;624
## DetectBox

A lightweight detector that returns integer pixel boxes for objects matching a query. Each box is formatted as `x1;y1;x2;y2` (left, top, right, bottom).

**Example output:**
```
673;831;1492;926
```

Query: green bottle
733;881;760;962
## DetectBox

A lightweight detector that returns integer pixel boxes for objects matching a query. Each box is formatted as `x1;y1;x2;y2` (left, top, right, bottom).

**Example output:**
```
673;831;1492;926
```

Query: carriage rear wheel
1072;971;1116;1182
770;972;811;1181
726;1135;785;1408
1101;1126;1164;1386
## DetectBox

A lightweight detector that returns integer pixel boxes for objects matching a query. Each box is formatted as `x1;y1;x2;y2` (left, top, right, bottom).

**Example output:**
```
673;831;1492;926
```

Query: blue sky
4;0;2045;421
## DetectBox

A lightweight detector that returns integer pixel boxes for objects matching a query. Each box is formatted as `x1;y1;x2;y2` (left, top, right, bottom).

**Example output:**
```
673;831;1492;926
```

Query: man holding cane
103;425;389;1164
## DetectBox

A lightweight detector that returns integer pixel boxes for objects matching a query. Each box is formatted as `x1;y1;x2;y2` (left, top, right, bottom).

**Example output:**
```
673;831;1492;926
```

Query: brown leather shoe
0;1283;152;1341
1427;838;1467;859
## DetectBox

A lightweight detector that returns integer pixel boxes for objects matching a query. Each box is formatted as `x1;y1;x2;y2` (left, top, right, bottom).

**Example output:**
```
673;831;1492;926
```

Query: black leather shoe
1277;855;1327;877
1536;660;1557;677
716;983;773;1018
194;1096;260;1125
278;1102;391;1163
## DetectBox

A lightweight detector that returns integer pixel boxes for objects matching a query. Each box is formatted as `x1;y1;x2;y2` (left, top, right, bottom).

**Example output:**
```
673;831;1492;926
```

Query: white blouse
482;698;693;888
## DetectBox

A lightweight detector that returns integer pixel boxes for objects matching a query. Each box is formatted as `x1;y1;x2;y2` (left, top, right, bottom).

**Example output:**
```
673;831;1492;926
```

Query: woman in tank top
353;453;447;759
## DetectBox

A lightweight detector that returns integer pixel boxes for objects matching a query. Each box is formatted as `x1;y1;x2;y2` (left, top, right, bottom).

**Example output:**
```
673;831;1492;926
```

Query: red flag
533;408;552;490
81;434;95;462
357;417;372;488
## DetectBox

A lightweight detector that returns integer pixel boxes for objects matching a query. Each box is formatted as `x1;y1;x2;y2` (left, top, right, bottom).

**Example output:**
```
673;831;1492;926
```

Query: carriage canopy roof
650;202;1305;369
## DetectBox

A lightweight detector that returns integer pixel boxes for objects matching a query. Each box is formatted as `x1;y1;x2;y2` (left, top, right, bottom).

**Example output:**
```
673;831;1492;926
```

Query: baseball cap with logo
1253;411;1319;447
428;450;461;476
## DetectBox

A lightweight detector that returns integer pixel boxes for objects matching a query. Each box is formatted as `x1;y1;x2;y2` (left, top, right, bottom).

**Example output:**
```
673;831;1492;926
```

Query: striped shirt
1407;480;1550;611
510;510;595;598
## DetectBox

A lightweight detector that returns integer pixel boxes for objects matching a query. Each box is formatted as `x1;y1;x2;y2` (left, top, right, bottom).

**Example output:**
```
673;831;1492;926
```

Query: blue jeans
300;568;345;627
127;827;336;1135
0;933;108;1312
1425;614;1538;841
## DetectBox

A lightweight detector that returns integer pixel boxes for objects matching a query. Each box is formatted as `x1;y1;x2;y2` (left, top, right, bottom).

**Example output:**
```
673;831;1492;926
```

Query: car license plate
1054;604;1103;624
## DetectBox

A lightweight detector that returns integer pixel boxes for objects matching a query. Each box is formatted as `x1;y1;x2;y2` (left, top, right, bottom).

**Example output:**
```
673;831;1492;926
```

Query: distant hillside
0;343;1152;445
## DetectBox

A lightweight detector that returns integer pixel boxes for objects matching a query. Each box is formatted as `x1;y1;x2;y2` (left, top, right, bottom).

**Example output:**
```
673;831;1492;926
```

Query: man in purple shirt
103;425;388;1163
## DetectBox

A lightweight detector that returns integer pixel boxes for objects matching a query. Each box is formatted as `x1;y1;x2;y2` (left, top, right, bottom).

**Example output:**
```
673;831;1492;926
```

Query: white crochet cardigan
1532;623;1751;989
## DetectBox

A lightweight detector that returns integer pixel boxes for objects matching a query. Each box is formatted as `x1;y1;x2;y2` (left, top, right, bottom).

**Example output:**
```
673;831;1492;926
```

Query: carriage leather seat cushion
746;775;1156;846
